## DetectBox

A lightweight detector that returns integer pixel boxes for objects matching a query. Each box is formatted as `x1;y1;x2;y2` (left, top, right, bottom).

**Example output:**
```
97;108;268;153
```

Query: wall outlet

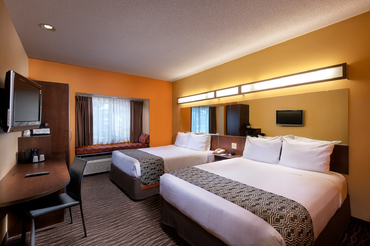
231;143;237;149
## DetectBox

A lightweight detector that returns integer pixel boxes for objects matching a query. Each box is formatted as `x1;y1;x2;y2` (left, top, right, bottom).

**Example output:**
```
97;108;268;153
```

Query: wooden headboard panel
210;135;349;174
330;144;349;174
210;135;246;156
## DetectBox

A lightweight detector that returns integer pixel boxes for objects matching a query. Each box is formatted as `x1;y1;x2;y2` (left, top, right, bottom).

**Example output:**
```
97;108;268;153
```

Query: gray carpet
6;172;370;246
6;173;188;246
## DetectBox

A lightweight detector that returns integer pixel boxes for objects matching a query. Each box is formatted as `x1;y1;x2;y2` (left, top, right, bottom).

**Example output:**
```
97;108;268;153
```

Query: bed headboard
210;135;349;175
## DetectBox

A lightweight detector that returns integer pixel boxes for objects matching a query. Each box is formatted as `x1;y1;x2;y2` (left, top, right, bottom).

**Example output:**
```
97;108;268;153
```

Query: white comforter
111;145;214;178
160;157;347;246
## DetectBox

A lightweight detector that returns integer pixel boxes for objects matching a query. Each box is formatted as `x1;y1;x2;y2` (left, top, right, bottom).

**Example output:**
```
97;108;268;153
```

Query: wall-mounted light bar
216;86;239;98
241;63;346;94
177;63;347;104
177;91;215;104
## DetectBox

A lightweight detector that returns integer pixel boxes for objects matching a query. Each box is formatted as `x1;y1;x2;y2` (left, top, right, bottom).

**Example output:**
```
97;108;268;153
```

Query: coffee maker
23;148;39;163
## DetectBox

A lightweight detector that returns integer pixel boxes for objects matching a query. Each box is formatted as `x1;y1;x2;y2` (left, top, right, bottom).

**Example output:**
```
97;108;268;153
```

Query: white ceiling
4;0;370;82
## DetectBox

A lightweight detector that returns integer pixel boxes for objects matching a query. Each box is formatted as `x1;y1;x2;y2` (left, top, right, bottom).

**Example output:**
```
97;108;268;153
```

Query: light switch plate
231;143;237;149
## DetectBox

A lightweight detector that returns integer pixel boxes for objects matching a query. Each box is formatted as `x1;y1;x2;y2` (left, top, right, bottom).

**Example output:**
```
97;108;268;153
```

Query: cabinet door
226;104;249;136
226;105;240;136
238;104;250;136
36;81;70;167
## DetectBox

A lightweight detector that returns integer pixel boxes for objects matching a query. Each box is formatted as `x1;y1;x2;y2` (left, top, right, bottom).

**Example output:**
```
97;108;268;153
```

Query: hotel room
1;0;370;245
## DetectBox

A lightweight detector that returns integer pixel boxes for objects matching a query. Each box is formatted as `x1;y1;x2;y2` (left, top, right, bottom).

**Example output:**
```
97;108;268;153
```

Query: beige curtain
75;96;93;147
130;101;143;143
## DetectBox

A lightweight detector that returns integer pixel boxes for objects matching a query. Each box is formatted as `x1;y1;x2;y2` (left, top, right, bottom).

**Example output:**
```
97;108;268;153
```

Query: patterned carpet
339;218;370;246
5;173;370;246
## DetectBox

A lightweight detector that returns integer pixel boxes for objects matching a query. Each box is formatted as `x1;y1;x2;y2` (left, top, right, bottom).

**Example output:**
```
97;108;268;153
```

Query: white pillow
204;134;211;150
243;136;282;164
258;134;294;139
187;133;209;151
294;136;341;144
279;138;335;173
174;132;190;148
203;133;212;150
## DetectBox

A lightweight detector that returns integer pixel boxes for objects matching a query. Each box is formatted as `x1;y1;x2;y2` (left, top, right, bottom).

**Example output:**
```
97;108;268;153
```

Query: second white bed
112;145;214;178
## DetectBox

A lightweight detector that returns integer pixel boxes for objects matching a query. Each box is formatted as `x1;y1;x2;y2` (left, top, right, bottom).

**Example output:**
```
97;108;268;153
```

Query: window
191;106;209;133
92;97;130;144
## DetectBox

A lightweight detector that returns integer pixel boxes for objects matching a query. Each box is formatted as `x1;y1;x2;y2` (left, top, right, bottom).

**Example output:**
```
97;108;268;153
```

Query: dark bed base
161;195;351;246
109;163;159;200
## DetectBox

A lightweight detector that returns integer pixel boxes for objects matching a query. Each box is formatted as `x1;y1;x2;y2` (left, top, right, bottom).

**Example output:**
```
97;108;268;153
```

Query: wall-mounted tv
1;70;42;132
276;110;303;126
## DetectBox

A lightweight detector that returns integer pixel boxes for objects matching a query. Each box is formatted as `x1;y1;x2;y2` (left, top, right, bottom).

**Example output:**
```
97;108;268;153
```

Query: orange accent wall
28;59;172;164
173;11;370;222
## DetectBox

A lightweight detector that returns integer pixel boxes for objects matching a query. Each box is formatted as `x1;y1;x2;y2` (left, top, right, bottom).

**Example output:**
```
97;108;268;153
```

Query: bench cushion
76;142;148;155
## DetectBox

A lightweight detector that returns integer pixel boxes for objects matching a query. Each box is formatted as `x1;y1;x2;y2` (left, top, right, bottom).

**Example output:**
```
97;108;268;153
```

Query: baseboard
351;216;370;229
1;232;8;246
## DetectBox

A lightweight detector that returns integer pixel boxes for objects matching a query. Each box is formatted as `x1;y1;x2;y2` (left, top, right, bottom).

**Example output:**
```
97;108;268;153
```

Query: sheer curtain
191;106;209;133
92;97;130;145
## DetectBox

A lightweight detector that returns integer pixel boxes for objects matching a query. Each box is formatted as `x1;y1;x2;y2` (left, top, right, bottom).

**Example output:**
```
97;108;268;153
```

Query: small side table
213;154;242;161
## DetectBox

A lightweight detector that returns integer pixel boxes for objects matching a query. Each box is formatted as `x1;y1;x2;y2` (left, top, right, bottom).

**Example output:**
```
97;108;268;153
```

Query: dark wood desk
0;156;70;208
0;156;70;237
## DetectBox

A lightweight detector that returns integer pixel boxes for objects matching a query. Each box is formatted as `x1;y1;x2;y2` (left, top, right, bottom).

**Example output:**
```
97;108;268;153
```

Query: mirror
180;105;225;135
180;89;348;144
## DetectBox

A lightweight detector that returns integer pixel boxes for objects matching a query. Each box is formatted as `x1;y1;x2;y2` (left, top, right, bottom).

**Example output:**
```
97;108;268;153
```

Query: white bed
109;134;214;200
161;158;347;245
112;145;214;178
160;136;350;246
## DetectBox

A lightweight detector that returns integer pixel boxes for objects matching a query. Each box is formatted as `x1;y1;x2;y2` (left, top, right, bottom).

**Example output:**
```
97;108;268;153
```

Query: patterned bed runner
169;167;314;246
118;149;164;189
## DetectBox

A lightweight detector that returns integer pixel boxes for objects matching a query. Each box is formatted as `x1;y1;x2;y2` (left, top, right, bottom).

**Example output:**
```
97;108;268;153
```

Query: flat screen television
1;70;42;132
276;110;303;126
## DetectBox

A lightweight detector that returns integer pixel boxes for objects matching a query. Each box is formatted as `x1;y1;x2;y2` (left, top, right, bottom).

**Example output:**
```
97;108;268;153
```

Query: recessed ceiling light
39;23;56;31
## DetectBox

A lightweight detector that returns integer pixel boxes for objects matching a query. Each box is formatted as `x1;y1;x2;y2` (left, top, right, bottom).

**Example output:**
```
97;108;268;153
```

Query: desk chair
21;157;88;246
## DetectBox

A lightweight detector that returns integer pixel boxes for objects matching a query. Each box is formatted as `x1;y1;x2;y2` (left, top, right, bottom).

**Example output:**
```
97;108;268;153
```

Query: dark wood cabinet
246;128;261;137
6;81;70;237
226;104;249;136
36;81;70;167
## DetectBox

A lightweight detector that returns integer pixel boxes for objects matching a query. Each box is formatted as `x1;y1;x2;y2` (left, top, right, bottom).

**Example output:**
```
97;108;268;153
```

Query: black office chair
21;157;88;246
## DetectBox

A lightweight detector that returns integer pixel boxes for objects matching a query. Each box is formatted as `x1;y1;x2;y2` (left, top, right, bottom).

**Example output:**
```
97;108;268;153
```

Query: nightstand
213;154;242;161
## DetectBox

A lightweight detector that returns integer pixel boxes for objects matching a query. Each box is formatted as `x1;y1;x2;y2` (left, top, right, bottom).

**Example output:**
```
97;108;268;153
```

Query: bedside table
213;154;242;161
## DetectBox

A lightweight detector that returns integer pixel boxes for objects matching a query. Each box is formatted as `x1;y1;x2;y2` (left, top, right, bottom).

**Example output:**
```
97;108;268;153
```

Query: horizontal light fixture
216;86;239;98
241;63;346;94
177;92;215;104
177;63;347;104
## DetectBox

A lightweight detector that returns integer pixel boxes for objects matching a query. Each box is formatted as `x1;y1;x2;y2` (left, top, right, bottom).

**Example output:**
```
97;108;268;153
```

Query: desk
0;156;70;237
0;156;70;208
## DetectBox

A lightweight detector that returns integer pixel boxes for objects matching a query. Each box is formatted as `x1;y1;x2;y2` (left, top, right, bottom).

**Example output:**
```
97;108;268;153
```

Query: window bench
75;142;148;156
75;142;148;176
75;134;150;175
